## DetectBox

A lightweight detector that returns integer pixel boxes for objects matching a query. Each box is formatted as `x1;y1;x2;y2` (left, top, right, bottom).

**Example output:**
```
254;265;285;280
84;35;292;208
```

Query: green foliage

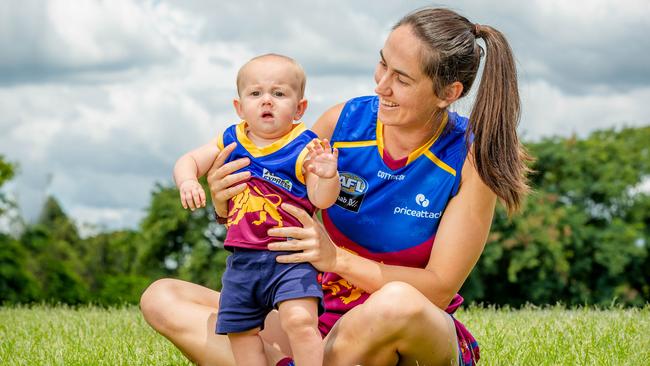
0;156;15;215
1;175;228;305
20;224;89;304
78;230;150;304
0;155;14;188
0;234;39;304
37;196;80;245
464;126;650;306
95;274;154;305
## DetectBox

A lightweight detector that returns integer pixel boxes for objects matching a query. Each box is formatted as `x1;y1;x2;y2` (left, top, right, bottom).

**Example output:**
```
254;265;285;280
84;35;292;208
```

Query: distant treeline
1;125;649;306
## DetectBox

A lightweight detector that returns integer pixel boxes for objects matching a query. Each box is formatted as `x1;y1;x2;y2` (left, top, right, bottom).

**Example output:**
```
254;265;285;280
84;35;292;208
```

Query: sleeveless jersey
218;121;317;249
320;95;470;323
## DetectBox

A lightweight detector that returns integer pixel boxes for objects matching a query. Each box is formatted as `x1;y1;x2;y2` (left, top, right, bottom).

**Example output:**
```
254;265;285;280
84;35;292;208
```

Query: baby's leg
278;298;322;366
228;327;267;366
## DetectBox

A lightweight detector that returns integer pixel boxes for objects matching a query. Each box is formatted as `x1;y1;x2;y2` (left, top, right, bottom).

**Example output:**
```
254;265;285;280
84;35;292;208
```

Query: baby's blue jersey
219;121;317;200
217;121;317;249
325;96;470;254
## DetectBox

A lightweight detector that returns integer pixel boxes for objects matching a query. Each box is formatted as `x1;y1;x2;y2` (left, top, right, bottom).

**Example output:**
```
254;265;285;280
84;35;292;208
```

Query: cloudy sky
1;0;649;232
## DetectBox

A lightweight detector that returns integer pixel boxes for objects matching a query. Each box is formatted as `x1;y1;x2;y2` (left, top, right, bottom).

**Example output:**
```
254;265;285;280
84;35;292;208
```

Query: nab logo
415;193;430;208
339;172;368;195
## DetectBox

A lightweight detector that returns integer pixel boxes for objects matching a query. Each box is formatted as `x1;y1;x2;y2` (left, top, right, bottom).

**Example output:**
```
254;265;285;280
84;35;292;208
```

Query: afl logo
339;172;368;196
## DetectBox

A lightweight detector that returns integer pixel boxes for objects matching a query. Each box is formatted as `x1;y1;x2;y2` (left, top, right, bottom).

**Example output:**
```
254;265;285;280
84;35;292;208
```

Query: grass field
1;304;649;365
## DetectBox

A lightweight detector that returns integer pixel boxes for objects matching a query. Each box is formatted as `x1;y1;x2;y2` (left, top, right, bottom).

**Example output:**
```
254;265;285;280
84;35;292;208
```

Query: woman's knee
365;281;431;331
140;278;179;329
322;283;427;365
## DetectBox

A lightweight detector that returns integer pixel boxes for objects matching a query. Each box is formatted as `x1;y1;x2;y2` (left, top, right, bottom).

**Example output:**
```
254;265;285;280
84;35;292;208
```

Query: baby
173;54;339;366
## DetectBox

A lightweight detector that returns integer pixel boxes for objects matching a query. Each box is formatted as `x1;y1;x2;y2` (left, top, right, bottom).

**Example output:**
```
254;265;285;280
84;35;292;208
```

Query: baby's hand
179;179;206;211
307;138;339;179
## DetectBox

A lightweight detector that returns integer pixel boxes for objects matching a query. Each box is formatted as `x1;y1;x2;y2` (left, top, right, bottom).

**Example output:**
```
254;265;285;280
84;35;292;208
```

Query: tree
0;157;39;304
0;233;39;304
0;155;15;216
463;126;650;306
79;230;151;304
38;196;80;246
19;197;89;304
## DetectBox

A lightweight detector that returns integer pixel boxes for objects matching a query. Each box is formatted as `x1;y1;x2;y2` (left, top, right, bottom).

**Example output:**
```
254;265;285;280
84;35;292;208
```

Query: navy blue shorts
216;248;324;334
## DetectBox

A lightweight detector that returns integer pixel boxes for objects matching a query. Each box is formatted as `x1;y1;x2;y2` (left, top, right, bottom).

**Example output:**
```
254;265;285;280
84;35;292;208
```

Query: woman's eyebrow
379;50;416;82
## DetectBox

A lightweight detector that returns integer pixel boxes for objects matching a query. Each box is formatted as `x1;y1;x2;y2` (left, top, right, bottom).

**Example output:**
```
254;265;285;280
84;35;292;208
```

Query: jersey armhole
330;99;355;144
295;145;311;185
216;131;225;150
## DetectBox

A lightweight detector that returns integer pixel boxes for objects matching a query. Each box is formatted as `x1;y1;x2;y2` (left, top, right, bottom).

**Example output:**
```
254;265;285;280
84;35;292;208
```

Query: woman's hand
267;203;339;273
206;142;251;217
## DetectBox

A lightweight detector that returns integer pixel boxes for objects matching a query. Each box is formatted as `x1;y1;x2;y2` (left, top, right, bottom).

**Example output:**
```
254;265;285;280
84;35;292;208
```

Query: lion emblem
322;278;365;305
228;185;283;227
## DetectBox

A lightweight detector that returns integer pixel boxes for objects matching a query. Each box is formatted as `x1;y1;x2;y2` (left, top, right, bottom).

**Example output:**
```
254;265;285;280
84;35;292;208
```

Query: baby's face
235;58;306;141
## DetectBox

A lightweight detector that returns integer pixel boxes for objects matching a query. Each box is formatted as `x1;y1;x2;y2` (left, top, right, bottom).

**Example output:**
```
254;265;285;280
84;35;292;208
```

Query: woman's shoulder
312;96;378;140
340;95;379;117
312;103;345;140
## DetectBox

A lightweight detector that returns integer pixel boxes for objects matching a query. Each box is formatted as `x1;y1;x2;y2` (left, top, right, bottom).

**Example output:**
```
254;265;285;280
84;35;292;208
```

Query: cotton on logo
415;194;429;207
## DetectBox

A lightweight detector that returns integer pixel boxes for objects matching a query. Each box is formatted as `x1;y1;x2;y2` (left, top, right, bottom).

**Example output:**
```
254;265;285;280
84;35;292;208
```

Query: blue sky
1;0;649;232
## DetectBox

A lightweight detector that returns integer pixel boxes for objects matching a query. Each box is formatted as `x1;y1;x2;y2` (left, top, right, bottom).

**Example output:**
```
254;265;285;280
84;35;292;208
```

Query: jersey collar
236;121;307;157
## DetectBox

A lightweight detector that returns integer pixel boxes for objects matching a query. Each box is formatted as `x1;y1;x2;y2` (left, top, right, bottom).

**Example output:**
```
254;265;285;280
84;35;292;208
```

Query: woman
140;7;529;366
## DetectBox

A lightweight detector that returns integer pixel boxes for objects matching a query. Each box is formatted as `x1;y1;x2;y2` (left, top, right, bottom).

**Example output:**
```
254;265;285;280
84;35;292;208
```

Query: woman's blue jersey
325;95;470;254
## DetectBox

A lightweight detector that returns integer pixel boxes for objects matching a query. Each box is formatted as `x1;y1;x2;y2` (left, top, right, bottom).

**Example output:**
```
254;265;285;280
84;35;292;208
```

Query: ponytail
471;25;531;213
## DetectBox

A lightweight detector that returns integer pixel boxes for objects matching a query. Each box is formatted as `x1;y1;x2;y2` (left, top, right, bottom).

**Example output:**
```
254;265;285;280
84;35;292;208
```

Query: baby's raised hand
307;138;338;179
179;179;206;211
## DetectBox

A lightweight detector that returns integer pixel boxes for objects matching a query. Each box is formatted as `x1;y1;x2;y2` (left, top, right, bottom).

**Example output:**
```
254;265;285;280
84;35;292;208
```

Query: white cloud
0;0;174;84
0;0;648;231
519;80;650;139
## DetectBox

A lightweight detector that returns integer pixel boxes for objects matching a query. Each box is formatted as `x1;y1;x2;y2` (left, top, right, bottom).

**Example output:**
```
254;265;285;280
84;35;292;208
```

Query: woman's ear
436;81;464;108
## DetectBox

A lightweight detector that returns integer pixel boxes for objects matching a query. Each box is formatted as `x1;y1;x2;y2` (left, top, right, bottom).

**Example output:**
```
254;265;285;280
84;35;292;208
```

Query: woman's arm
334;153;496;308
269;153;496;310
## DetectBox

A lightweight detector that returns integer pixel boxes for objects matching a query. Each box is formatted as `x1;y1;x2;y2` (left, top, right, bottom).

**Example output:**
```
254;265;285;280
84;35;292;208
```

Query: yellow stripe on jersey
216;131;225;150
405;113;448;165
294;145;310;185
336;115;453;175
235;121;307;158
423;150;456;176
332;140;377;149
376;119;385;159
376;113;449;166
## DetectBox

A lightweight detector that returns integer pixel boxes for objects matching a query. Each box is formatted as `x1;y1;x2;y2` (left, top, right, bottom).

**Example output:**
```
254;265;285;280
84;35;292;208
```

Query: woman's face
374;25;443;130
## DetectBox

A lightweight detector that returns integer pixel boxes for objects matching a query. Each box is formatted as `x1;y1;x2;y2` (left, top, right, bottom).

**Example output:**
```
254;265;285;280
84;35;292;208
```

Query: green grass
1;304;649;365
0;305;192;366
458;304;650;365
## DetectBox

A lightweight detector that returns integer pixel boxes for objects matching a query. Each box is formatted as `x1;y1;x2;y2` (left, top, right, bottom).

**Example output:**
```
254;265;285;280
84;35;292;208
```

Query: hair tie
474;23;482;37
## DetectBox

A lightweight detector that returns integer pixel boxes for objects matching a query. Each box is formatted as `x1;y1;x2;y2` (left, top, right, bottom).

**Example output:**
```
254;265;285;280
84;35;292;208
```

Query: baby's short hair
236;53;306;98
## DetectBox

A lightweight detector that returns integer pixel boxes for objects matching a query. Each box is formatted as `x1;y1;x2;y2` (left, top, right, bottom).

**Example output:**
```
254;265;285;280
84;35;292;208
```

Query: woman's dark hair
395;7;531;213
